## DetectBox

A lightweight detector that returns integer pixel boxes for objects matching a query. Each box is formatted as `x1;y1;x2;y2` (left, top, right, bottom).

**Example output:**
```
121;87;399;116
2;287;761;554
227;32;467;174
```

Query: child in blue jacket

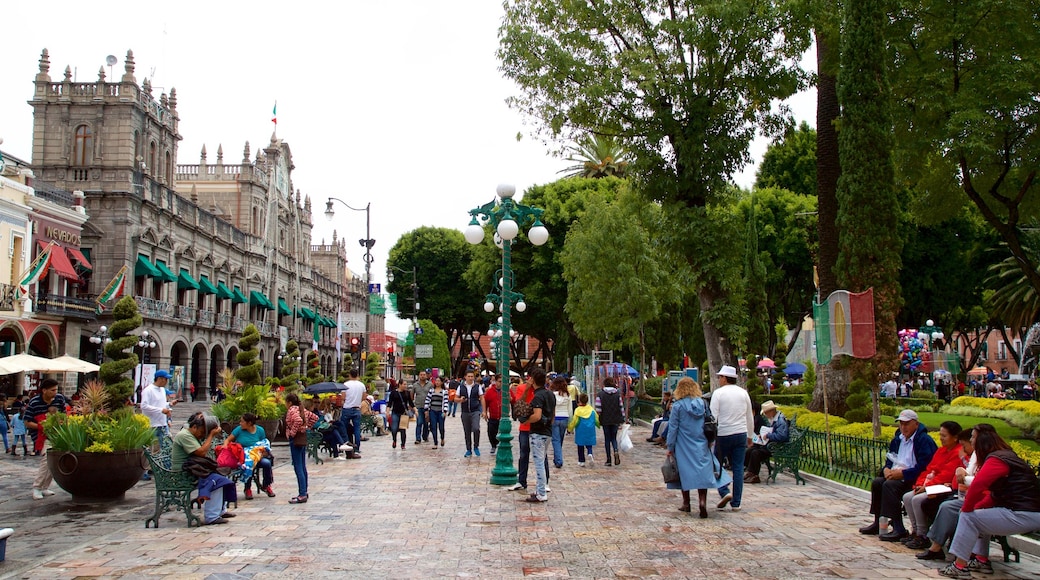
567;393;600;466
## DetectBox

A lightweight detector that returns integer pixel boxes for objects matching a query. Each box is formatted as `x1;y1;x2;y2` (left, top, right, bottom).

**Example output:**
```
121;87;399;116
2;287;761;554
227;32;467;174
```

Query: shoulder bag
291;407;309;446
703;398;718;443
662;454;680;484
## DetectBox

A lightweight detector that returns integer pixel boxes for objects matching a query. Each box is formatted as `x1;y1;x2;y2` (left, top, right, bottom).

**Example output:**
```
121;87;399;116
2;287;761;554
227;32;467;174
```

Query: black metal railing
799;428;888;490
35;293;98;321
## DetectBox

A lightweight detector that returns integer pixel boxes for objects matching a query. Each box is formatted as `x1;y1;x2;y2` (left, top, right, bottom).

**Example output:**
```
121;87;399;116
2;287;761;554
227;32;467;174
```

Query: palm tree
559;134;631;178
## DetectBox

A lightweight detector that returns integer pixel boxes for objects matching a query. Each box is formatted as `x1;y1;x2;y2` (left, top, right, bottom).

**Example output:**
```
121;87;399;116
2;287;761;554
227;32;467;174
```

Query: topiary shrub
844;379;872;423
99;296;141;409
643;376;663;398
306;349;324;385
911;389;937;400
235;324;263;387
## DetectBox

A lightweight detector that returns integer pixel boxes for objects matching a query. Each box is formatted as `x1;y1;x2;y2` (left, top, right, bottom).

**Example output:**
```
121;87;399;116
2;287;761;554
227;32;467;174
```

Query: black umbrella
302;381;344;394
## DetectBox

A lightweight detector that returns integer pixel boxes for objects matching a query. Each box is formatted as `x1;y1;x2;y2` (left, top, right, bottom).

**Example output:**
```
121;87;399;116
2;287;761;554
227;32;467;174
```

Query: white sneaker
32;489;44;500
507;483;525;491
577;461;585;467
41;489;55;496
545;486;552;493
337;444;354;452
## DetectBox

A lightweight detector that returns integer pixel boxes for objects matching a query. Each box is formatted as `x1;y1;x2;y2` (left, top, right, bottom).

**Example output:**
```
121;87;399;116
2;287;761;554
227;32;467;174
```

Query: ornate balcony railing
197;309;214;327
35;293;98;321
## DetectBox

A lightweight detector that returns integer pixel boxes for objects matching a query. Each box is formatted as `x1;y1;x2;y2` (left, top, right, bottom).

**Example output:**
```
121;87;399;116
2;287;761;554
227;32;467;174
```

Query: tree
814;0;842;301
99;296;141;408
406;319;451;377
560;191;681;368
560;134;631;178
499;0;812;383
273;339;301;393
362;352;381;389
235;324;263;388
821;0;904;426
387;227;481;373
466;177;629;372
755;122;818;198
742;196;771;357
889;0;1040;298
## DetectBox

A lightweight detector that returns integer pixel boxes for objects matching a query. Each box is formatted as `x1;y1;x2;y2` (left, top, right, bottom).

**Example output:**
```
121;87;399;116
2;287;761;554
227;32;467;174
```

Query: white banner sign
415;344;434;358
339;312;365;333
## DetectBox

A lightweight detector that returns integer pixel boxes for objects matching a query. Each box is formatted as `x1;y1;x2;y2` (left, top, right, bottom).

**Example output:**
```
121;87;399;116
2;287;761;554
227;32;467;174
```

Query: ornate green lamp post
465;184;548;486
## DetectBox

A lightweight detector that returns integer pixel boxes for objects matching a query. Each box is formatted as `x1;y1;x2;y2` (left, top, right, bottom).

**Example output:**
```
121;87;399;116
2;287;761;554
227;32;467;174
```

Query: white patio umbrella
0;353;55;374
48;355;100;373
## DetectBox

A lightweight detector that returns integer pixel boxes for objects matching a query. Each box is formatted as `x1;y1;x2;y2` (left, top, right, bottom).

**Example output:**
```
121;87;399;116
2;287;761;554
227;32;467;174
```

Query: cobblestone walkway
1;400;1038;579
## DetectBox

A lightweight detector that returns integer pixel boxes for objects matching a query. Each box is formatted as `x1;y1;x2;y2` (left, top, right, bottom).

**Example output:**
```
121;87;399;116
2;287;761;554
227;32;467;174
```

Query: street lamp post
135;329;157;404
918;319;945;389
88;325;111;365
325;198;374;375
388;264;420;382
465;183;548;486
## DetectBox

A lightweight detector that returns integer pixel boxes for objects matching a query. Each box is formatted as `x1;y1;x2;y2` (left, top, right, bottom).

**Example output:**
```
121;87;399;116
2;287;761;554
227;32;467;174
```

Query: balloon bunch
898;328;932;373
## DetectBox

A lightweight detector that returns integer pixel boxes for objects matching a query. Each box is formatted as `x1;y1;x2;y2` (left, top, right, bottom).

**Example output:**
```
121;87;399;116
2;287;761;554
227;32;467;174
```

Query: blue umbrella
785;362;808;376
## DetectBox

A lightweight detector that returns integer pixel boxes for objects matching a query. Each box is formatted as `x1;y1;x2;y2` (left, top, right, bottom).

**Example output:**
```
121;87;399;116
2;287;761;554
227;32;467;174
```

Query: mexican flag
17;243;53;298
95;265;128;314
813;289;876;364
312;318;319;353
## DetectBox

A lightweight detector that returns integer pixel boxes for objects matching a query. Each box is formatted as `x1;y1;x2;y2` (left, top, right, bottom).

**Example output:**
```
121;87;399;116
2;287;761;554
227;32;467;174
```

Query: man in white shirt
709;365;754;511
140;369;176;439
340;370;366;457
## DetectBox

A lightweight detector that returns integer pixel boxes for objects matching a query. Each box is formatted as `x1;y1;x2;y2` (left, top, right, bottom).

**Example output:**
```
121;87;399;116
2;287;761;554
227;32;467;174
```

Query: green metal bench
306;430;325;464
143;438;202;528
766;427;807;485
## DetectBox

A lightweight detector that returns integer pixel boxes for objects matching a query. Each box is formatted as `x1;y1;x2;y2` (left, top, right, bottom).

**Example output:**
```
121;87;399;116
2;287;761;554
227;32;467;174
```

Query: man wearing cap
743;400;789;484
141;370;177;440
710;365;754;511
859;409;938;541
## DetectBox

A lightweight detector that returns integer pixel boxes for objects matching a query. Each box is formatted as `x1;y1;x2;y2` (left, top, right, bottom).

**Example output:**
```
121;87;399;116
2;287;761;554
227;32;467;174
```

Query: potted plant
211;368;287;438
43;380;155;502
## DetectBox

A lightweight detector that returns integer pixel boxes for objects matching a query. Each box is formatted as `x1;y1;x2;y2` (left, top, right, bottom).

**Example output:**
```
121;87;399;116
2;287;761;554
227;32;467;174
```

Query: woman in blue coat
666;377;728;518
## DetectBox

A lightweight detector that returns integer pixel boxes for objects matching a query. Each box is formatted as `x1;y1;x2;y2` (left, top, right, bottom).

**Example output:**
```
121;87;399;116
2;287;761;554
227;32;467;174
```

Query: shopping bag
662;455;680;484
619;423;634;453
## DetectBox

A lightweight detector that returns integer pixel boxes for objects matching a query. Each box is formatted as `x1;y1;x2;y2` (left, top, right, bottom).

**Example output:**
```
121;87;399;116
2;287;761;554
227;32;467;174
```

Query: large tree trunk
809;364;850;417
698;286;738;391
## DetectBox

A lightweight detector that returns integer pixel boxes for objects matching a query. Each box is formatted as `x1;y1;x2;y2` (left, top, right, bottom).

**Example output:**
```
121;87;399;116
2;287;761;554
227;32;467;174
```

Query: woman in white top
550;376;572;468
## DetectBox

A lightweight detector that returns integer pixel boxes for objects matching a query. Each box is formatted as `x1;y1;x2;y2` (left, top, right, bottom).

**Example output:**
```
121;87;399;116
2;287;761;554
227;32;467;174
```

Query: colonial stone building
25;49;372;394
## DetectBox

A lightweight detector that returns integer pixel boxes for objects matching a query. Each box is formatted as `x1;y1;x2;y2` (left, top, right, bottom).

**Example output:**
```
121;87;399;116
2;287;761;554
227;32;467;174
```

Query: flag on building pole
312;318;319;353
271;102;277;126
16;241;56;299
95;265;129;314
813;289;876;364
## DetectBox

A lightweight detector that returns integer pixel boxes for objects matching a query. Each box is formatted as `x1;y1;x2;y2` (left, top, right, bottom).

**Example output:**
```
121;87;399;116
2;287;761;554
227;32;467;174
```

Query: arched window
73;125;93;166
149;142;157;174
165;151;172;183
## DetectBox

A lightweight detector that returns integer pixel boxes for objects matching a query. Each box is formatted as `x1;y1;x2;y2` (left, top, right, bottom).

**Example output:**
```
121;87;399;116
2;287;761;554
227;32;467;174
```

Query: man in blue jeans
525;367;554;503
709;365;754;511
340;370;366;457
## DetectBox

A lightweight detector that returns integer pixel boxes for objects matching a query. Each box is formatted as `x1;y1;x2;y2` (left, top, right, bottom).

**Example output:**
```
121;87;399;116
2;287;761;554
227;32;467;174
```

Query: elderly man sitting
858;410;938;541
744;400;790;484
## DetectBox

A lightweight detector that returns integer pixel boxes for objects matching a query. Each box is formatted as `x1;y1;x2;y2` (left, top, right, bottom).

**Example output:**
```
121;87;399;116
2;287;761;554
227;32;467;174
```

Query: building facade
24;49;374;395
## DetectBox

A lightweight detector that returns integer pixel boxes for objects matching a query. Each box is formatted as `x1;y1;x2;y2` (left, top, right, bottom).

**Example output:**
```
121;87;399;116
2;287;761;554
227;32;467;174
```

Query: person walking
340;370;366;457
524;367;554;503
484;374;502;455
0;394;9;454
10;407;28;456
23;379;67;499
387;380;415;449
596;377;624;466
667;378;726;519
455;371;485;457
424;376;449;448
710;365;754;511
550;376;572;468
284;394;317;504
568;393;598;466
411;370;433;445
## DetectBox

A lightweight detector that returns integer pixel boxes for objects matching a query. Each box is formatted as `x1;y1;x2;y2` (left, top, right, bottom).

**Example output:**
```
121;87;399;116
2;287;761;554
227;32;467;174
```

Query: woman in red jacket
902;421;964;549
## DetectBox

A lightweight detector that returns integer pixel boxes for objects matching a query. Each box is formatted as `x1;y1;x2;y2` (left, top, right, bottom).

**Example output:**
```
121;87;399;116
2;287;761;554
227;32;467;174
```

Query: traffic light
349;337;360;354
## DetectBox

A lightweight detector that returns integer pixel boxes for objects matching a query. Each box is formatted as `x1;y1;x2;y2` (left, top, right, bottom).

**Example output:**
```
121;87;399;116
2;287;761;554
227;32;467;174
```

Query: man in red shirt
506;375;550;492
484;374;502;455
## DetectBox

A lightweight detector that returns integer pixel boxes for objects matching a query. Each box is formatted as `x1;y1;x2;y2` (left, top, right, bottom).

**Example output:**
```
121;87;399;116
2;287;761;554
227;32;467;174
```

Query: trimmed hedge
757;394;809;407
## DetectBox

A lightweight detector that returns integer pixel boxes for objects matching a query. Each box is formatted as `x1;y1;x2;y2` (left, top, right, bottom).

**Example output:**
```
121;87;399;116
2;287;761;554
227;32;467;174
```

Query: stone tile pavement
0;400;1039;579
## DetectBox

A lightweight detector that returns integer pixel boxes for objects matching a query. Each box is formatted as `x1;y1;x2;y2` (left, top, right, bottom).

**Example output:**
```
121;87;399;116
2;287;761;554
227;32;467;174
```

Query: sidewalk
1;400;1039;578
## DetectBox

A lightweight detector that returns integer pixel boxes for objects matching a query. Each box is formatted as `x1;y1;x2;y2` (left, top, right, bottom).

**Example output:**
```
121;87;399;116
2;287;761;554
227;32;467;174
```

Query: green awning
299;307;316;320
134;255;160;278
153;260;176;283
250;290;273;309
198;275;218;295
277;298;292;316
321;315;333;327
232;286;248;304
177;269;200;290
216;281;233;300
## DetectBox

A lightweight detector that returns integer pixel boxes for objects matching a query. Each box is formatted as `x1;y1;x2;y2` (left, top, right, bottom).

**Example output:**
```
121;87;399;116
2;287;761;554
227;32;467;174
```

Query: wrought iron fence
799;428;888;490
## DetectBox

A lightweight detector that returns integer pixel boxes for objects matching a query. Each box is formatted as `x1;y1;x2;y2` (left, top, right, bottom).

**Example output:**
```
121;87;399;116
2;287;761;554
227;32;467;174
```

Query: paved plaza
1;400;1040;579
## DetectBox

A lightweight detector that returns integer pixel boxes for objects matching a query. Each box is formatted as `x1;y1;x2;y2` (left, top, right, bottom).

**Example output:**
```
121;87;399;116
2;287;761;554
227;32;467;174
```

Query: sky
0;1;815;333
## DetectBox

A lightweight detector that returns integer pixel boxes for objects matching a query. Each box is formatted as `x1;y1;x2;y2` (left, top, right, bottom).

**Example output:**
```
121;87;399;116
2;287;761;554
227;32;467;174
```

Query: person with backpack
596;377;624;466
507;373;550;493
567;393;598;466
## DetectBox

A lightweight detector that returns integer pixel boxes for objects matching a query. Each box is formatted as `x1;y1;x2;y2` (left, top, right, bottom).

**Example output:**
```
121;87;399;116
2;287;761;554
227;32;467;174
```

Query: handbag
511;385;533;422
662;454;680;484
703;398;718;443
399;413;411;429
291;406;309;445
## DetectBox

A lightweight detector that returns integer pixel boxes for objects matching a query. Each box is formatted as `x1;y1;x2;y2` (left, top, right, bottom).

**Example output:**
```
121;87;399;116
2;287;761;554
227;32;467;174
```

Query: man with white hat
710;365;754;511
743;400;790;484
858;409;938;541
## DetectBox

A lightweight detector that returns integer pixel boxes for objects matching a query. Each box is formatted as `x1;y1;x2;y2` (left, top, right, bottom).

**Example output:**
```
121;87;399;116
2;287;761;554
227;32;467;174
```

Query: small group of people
857;409;1040;578
0;393;31;457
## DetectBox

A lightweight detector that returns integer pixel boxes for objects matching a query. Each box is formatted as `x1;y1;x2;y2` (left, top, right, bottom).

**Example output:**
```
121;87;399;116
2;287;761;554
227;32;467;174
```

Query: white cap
897;409;919;422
